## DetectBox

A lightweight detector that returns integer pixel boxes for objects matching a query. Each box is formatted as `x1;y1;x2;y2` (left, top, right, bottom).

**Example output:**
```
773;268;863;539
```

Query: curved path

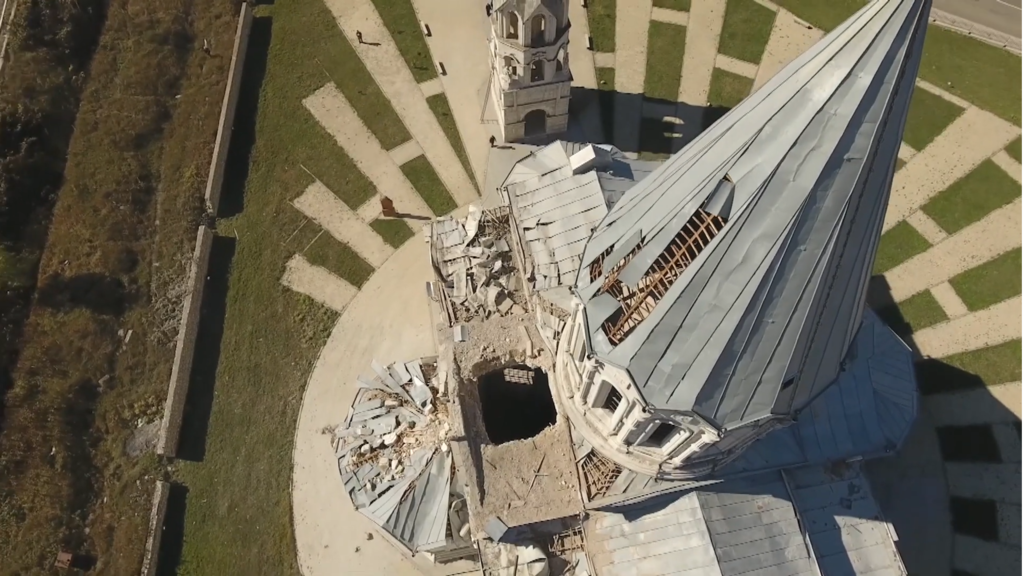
291;239;440;576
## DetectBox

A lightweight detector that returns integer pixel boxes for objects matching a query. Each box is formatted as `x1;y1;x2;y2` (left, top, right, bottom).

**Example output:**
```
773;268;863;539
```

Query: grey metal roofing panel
572;0;929;426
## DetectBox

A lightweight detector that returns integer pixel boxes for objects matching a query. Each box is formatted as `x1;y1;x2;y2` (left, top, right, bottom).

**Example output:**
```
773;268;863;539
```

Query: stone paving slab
324;0;477;206
715;53;757;78
929;282;970;319
898;142;917;161
281;254;358;312
992;150;1022;183
569;0;599;90
913;296;1021;358
906;210;948;244
885;198;1022;301
925;382;1023;425
389;139;424;166
954;534;1022;576
419;77;444;98
592;51;615;68
293;181;395;268
303;83;433;223
651;6;690;26
885;107;1020;231
754;9;821;91
612;0;654;153
946;462;1022;505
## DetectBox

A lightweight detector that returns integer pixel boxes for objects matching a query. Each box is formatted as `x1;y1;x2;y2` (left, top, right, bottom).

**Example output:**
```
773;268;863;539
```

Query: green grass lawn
774;0;865;32
921;26;1022;126
370;0;437;83
918;339;1022;394
896;158;906;172
922;160;1021;234
949;248;1022;312
719;0;776;64
587;0;617;53
170;1;413;573
402;156;457;215
705;67;753;128
873;221;930;274
876;290;948;337
903;86;963;151
654;0;691;10
598;67;616;142
1007;136;1022;163
427;93;476;190
644;21;688;101
370;218;416;248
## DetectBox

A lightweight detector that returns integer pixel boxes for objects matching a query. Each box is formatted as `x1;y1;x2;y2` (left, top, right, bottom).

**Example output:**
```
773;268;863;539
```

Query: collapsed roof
574;0;930;428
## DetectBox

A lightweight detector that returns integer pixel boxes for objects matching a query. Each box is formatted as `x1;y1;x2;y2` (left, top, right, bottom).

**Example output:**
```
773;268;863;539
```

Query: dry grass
0;1;238;573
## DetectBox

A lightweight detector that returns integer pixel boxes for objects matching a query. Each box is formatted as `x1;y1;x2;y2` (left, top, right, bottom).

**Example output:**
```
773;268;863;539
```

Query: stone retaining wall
140;481;170;576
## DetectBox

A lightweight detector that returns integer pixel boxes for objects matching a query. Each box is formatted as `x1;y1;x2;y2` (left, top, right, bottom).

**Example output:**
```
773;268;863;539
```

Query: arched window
524;109;547;138
506;12;520;40
531;15;547;45
530;60;545;82
503;56;518;78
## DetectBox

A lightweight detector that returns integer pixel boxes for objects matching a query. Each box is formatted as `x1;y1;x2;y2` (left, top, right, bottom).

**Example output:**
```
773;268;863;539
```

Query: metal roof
586;462;905;576
573;0;930;427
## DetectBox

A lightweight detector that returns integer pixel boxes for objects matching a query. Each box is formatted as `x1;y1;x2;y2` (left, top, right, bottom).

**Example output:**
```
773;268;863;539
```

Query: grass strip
370;218;416;248
876;290;948;337
370;0;437;83
705;68;754;129
949;248;1022;312
903;86;963;151
427;93;477;190
921;25;1022;126
872;221;930;274
587;0;617;53
922;160;1021;234
644;21;688;101
917;339;1022;395
1006;136;1022;163
402;156;457;215
719;0;776;64
654;0;691;10
773;0;866;32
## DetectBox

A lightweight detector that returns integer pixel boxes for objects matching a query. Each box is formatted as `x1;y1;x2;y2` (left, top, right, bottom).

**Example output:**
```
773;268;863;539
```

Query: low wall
204;2;254;213
156;225;214;456
140;481;171;576
930;9;1022;55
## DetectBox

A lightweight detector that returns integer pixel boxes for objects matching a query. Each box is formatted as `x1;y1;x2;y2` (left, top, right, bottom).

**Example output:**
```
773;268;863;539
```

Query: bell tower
488;0;572;143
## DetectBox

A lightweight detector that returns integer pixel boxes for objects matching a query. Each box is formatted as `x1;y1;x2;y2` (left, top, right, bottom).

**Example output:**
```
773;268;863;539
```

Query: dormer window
640;422;678;448
597;382;622;413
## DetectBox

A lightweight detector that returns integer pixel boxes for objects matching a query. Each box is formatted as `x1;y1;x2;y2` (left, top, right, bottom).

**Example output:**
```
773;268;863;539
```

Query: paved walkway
913;296;1022;357
291;240;443;576
676;0;726;146
754;7;822;90
323;0;477;206
281;254;358;312
612;0;653;153
303;84;434;222
292;181;395;267
411;0;497;188
885;105;1020;231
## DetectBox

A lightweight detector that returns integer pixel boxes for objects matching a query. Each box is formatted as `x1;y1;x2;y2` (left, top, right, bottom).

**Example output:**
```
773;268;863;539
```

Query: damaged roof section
332;358;473;555
574;0;930;428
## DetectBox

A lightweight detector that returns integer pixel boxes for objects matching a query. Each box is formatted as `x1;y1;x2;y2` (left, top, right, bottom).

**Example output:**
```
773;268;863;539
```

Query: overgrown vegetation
0;1;239;573
718;0;776;64
644;21;687;101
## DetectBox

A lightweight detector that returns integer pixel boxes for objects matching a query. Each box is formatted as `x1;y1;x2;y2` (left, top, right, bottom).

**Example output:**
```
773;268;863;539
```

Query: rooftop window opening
601;209;727;345
599;384;623;413
639;421;678;449
478;365;556;444
588;245;614;282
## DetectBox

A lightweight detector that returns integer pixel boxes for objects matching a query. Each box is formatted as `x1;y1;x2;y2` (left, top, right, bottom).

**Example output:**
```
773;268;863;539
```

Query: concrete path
912;296;1022;358
568;0;598;90
292;181;395;268
930;282;970;319
281;254;359;312
947;462;1021;504
905;210;948;244
925;382;1023;425
754;8;821;91
955;533;1023;576
676;0;726;147
885;198;1022;301
410;0;496;190
389;139;424;166
885;106;1020;230
303;84;433;223
324;0;477;206
612;0;653;153
992;150;1023;183
715;54;757;78
651;7;690;26
291;239;441;576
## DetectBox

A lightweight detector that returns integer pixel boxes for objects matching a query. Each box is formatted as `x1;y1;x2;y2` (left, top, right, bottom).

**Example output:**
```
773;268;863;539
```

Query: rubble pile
429;205;525;323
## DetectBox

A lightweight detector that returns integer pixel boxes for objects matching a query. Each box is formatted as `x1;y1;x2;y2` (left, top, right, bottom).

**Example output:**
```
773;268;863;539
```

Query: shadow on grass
176;235;236;462
155;483;189;576
219;15;273;219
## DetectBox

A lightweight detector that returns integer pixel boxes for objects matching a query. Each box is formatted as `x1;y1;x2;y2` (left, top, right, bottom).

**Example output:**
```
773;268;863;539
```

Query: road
934;0;1022;39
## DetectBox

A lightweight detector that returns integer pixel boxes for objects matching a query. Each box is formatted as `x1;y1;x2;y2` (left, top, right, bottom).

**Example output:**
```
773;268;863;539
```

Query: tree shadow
176;235;236;462
218;15;273;219
155;483;189;576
